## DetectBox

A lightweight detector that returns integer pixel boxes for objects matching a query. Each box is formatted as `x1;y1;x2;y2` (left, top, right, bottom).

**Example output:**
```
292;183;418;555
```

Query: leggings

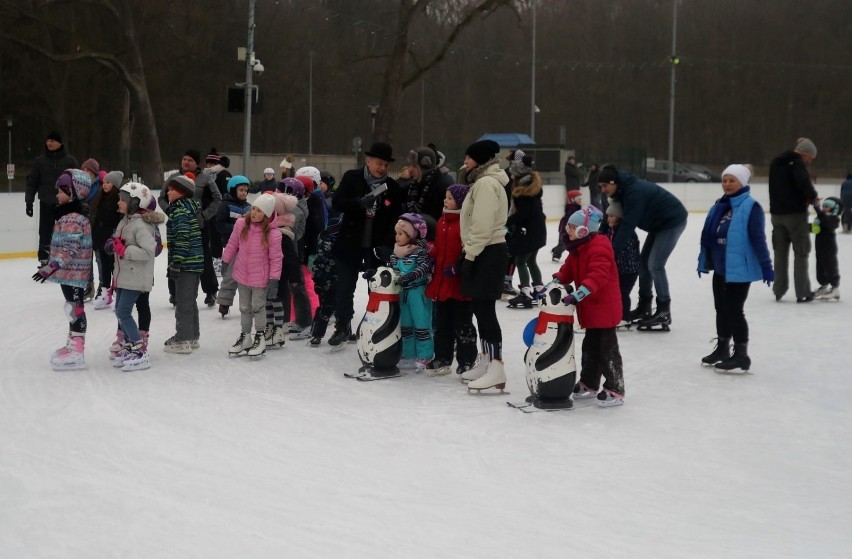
712;274;750;344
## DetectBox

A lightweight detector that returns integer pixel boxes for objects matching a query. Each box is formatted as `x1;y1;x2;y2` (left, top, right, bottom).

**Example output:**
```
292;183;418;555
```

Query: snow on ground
1;213;850;558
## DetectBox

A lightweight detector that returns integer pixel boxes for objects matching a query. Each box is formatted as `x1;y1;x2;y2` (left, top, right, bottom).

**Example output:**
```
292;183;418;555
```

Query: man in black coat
564;155;581;191
328;142;404;346
25;131;79;264
768;137;819;302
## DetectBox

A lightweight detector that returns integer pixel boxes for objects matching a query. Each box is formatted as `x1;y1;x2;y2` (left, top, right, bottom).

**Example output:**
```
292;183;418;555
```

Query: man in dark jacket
329;142;403;346
599;165;688;329
564;155;581;191
25;131;79;264
768;137;819;302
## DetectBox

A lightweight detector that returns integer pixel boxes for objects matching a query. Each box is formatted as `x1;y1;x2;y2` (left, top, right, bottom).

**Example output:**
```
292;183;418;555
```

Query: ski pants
433;299;477;367
579;327;624;396
400;285;433;361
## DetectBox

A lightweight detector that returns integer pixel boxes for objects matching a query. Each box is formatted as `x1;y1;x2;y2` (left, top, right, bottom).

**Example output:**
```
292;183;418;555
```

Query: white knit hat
253;193;276;218
721;164;751;187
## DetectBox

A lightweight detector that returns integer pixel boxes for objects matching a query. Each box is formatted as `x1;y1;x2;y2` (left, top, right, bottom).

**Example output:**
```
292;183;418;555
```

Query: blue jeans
638;220;687;303
114;288;143;342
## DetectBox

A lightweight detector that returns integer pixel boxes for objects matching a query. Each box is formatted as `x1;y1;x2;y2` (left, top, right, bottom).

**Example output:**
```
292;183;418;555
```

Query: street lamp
368;103;380;135
6;116;12;193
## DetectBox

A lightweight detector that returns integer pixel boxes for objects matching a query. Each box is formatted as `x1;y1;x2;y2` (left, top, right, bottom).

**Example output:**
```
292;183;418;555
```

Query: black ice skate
714;343;751;373
506;288;534;309
636;301;671;332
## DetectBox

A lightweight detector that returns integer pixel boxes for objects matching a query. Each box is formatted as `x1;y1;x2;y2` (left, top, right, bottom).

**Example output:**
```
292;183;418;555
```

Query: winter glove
562;285;591;306
113;237;127;258
267;279;279;295
26;203;34;217
32;261;60;283
442;264;458;277
168;261;181;280
762;266;775;286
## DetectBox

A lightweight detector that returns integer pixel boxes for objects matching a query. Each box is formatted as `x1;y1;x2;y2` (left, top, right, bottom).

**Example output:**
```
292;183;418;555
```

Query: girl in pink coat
222;193;283;359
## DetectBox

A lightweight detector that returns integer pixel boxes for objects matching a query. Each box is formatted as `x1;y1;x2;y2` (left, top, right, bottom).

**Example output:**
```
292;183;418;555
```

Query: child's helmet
226;175;251;194
120;182;154;213
279;177;305;198
295;166;322;188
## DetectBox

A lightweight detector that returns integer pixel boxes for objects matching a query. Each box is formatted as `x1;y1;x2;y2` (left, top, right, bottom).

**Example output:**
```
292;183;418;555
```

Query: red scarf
366;291;399;312
534;311;574;335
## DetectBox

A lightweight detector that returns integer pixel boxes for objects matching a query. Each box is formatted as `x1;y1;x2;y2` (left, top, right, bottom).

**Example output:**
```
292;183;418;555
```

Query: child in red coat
552;206;625;407
425;184;477;376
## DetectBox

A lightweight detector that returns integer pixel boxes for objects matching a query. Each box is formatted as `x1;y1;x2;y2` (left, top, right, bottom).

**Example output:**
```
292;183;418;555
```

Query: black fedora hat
365;142;395;162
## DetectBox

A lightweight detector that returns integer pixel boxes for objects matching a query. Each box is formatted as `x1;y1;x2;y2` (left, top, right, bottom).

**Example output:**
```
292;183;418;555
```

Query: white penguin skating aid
346;267;404;380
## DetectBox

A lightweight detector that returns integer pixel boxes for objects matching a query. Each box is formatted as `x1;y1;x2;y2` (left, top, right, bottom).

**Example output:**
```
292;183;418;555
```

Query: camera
252;61;264;75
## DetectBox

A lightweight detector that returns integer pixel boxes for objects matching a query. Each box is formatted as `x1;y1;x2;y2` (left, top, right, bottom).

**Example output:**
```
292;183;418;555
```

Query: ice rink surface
1;213;850;558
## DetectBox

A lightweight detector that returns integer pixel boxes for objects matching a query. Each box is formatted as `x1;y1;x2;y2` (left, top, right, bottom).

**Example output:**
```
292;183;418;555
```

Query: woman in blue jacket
697;164;774;373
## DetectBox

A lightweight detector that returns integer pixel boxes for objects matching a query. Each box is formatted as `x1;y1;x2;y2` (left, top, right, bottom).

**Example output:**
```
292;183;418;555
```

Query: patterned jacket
166;196;204;273
47;201;93;289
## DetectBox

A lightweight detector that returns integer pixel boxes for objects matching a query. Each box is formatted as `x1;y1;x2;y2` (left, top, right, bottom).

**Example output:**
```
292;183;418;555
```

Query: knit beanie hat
47;131;63;143
567;189;582;203
206;148;221;164
56;169;92;201
606;200;623;217
82;158;100;176
597;165;619;185
794;137;817;157
104;170;124;187
320;171;336;190
168;171;196;197
508;149;534;178
395;213;427;241
253;193;276;219
279;155;294;169
566;207;604;236
721;164;751;187
273;192;298;228
407;147;438;171
184;149;201;167
447;183;470;207
465;140;500;166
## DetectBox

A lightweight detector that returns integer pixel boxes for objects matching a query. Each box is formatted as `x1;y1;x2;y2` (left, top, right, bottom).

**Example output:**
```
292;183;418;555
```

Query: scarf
406;168;438;213
393;242;418;258
534;311;574;335
366;291;399;312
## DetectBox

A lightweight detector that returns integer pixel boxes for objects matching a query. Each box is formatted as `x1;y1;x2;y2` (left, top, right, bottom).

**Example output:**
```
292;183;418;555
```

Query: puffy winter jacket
113;211;164;292
222;217;283;288
552;234;622;329
45;201;92;289
426;210;468;302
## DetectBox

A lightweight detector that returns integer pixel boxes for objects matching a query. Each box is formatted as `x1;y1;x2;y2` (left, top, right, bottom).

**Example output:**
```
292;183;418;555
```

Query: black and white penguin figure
523;283;577;409
356;266;403;376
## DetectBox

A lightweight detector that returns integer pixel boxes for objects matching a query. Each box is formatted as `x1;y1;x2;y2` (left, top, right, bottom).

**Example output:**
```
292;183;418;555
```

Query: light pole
308;50;314;155
242;0;256;177
530;0;537;142
667;0;679;183
6;116;11;193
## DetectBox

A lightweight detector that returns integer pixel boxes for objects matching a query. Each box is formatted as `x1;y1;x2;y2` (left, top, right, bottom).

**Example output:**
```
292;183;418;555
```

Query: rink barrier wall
0;182;841;259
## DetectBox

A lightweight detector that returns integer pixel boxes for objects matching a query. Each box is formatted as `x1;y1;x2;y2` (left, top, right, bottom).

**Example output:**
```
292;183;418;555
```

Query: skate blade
51;362;87;371
228;351;249;358
426;367;452;377
467;386;509;395
249;353;266;361
714;368;752;375
328;345;346;353
121;362;151;372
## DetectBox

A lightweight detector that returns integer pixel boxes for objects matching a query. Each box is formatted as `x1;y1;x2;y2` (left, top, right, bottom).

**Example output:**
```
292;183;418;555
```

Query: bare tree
0;0;162;184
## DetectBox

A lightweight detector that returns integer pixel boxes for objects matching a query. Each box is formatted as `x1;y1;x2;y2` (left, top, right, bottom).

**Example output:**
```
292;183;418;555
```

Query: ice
1;210;850;558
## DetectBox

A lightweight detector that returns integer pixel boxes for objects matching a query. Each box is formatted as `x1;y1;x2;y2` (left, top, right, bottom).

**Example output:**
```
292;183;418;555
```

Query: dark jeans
434;299;477;366
60;284;87;334
38;202;58;262
638;220;686;303
712;274;751;344
200;226;219;296
281;278;312;328
579;328;624;395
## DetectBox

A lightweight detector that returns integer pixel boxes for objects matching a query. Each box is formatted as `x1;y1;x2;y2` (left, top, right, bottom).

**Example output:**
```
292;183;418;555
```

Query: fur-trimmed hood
511;171;542;198
141;210;166;226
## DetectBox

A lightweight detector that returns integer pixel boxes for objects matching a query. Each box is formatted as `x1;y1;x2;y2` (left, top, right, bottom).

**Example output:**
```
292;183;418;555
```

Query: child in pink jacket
222;193;283;359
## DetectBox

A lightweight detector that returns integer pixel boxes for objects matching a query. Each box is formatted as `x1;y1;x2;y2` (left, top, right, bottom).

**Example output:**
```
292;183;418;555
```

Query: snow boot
629;295;653;323
51;333;86;370
247;331;267;360
121;341;151;371
637;299;671;331
467;361;507;392
701;337;731;366
507;287;534;309
229;332;253;357
715;342;751;373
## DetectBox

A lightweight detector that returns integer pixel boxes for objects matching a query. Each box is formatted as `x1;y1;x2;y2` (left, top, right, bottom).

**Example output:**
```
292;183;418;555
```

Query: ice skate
467;361;507;392
714;343;751;373
596;388;624;408
397;358;417;370
112;343;131;367
629;296;653;323
108;329;126;360
506;287;534;309
93;288;113;310
615;320;632;331
264;324;286;349
460;355;489;382
289;326;312;341
572;381;598;399
501;280;518;300
228;332;253;358
51;334;86;371
308;336;322;348
218;304;230;319
204;293;216;308
121;342;151;372
247;332;266;360
701;337;731;367
636;300;671;332
796;292;815;303
83;281;95;302
327;325;351;349
426;359;452;377
456;363;473;375
415;358;431;373
817;286;840;301
163;336;192;354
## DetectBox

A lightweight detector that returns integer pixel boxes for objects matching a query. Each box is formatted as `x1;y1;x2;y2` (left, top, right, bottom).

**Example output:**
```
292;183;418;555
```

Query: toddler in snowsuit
604;200;641;326
33;169;93;370
308;216;343;346
812;197;843;300
391;213;434;370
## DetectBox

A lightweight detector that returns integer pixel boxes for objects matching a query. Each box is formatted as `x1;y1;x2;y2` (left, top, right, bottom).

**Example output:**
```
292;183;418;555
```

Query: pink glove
113;237;127;257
